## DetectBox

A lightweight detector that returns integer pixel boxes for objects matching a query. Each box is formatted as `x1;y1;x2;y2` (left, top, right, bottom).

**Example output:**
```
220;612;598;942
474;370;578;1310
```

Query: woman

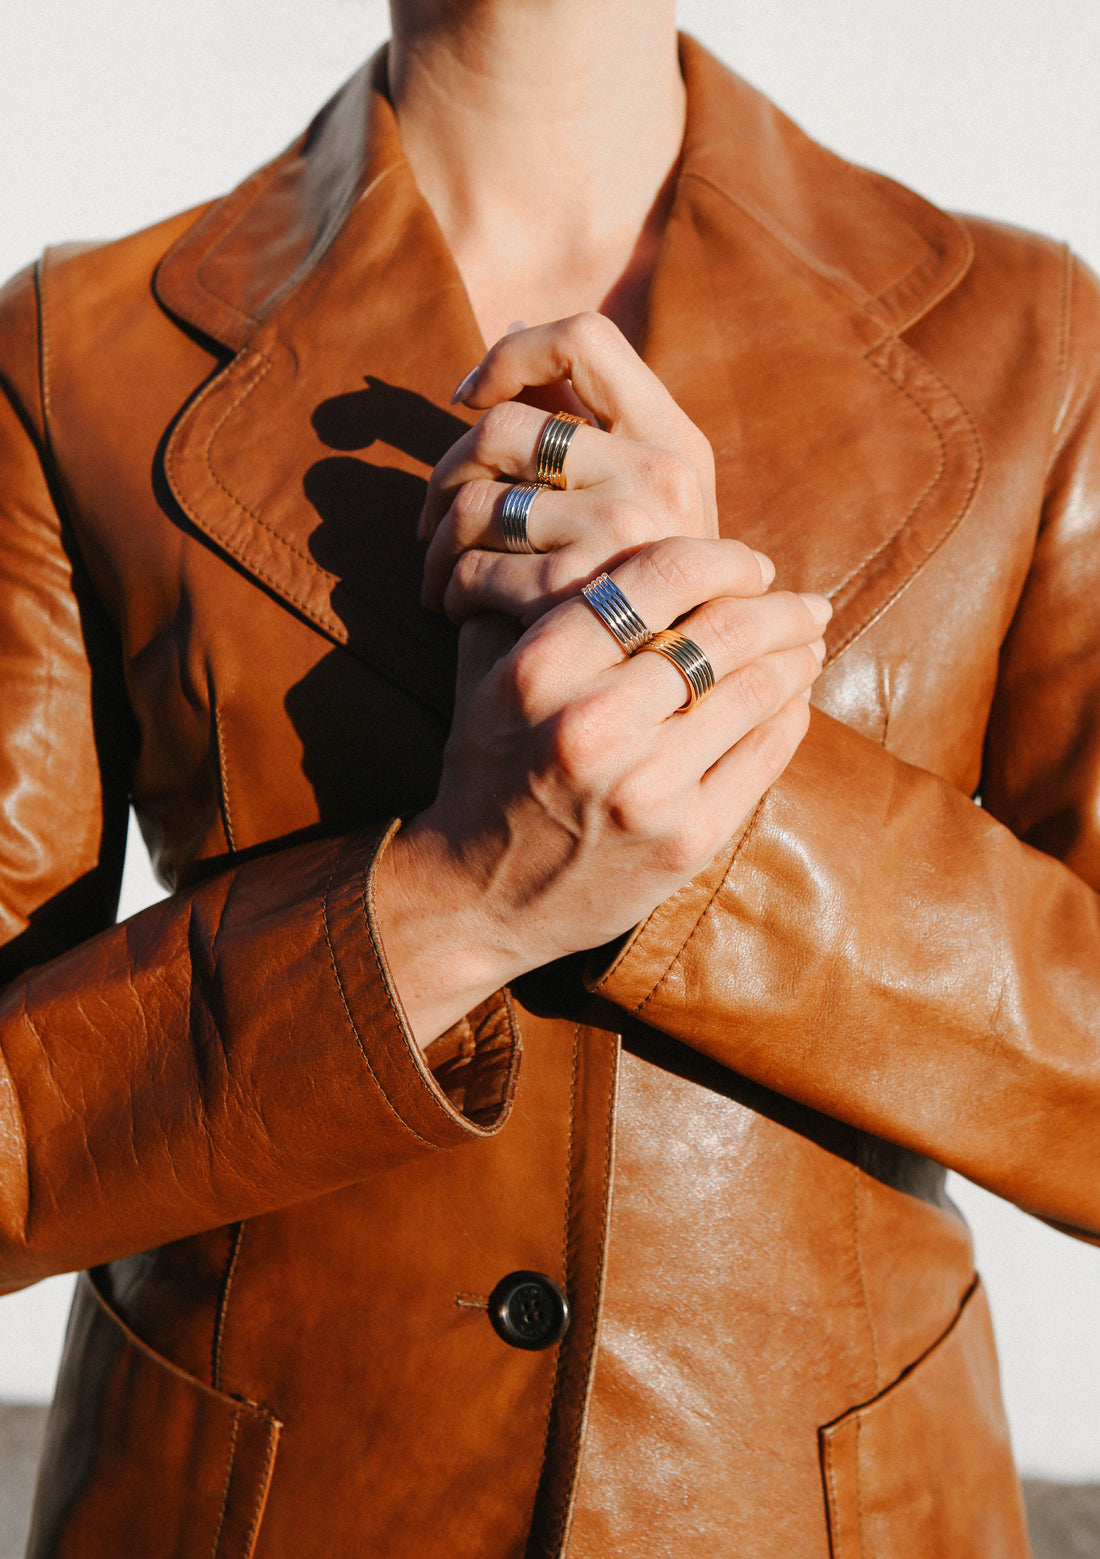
2;1;1098;1554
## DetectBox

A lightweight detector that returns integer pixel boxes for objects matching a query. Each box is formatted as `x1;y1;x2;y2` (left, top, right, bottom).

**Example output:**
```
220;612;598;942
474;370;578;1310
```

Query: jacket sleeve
0;268;518;1295
588;252;1100;1242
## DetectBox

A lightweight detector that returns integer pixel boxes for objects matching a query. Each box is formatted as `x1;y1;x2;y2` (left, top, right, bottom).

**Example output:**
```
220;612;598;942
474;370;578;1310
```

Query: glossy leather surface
3;33;1091;1556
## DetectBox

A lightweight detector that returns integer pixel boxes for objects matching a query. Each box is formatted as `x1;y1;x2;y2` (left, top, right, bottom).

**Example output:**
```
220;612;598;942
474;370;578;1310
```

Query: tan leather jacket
2;35;1097;1558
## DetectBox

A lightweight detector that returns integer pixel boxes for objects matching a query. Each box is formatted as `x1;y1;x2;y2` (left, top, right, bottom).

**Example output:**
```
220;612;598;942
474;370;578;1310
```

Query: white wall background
1;0;1098;1482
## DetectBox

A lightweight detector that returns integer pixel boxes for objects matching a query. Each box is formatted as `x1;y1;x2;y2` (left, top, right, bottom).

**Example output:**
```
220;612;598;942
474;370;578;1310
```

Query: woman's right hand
374;535;830;1046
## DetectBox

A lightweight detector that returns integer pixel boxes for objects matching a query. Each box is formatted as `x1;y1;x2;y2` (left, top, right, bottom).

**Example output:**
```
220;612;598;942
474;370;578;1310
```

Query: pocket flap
820;1279;1030;1559
27;1272;281;1559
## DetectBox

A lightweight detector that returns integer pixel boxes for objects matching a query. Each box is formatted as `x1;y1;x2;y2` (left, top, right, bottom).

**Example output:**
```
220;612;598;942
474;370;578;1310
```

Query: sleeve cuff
326;820;522;1140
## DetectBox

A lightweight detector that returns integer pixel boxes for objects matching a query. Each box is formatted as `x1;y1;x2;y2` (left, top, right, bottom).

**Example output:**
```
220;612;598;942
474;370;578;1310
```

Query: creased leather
0;32;1089;1558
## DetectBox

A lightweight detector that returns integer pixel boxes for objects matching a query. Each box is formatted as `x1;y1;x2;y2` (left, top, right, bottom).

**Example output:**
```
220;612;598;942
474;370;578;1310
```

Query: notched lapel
164;117;486;719
162;33;982;718
644;179;982;661
646;40;982;662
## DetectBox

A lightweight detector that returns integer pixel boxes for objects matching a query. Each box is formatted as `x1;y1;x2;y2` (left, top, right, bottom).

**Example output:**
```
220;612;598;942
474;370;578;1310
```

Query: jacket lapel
158;37;981;713
643;38;980;661
161;53;481;715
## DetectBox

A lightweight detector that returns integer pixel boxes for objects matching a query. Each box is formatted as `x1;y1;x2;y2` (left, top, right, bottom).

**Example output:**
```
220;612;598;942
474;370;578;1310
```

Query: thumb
503;319;598;425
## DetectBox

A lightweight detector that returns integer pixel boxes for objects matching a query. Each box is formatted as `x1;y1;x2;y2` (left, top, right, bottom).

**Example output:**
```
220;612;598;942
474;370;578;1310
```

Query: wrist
371;817;527;1047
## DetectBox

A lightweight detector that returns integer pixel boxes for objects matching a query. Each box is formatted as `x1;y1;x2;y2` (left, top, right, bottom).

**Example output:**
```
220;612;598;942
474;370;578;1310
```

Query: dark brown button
488;1271;570;1350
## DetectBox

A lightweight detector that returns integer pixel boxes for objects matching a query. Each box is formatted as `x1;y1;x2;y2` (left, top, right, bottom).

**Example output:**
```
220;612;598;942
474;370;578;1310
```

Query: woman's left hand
420;314;765;624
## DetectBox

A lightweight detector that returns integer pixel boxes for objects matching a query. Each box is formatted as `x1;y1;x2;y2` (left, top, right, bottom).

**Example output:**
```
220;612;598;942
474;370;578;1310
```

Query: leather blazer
2;34;1097;1558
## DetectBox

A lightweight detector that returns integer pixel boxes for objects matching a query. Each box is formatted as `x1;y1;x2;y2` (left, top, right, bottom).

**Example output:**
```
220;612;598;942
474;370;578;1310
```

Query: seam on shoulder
1045;242;1075;478
33;258;53;436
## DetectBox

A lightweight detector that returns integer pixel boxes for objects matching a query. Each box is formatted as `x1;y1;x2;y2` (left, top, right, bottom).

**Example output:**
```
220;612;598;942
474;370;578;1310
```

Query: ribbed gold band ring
536;412;586;489
500;482;548;553
581;573;654;656
639;628;716;710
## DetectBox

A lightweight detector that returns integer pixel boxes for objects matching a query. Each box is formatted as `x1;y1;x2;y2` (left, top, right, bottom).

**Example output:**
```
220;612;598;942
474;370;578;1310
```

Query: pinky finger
699;695;811;821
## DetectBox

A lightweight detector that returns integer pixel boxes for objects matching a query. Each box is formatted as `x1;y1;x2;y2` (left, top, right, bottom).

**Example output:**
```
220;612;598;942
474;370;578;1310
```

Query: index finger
453;313;695;446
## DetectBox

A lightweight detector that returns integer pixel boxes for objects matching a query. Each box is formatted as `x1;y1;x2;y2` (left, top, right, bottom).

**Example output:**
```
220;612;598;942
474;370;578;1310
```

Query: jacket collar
156;38;971;348
158;37;980;715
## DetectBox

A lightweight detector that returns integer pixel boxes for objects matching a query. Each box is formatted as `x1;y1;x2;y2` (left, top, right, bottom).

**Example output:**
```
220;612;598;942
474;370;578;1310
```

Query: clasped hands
376;314;829;1046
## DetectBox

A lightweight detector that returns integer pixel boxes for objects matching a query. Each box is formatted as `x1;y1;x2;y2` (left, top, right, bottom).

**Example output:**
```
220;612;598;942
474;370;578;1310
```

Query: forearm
0;824;519;1292
589;710;1100;1236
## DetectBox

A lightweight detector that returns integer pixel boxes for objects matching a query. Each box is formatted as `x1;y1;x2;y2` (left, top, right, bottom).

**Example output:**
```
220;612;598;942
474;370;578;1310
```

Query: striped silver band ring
580;572;654;656
639;629;716;710
536;412;586;489
500;482;548;553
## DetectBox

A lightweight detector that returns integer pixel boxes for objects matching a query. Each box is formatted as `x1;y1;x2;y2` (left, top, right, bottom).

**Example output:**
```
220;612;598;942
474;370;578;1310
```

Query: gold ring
638;629;716;710
581;572;654;656
500;482;548;553
536;412;586;489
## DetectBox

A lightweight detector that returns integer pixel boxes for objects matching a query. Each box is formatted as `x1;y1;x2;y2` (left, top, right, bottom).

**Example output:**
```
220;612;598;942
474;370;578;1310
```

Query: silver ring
581;573;654;656
500;483;548;553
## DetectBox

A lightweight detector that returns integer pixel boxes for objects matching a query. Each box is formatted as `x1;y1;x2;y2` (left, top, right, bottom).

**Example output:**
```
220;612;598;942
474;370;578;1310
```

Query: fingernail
802;592;833;629
752;549;776;587
450;367;479;405
505;319;528;334
810;636;827;663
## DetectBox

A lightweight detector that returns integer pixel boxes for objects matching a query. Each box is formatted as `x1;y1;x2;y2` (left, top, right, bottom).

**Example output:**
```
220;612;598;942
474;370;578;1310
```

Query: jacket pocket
820;1278;1030;1559
26;1271;281;1559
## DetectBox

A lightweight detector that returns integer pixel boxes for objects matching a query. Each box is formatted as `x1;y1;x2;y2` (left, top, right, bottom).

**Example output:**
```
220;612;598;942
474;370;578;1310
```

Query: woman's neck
387;0;685;349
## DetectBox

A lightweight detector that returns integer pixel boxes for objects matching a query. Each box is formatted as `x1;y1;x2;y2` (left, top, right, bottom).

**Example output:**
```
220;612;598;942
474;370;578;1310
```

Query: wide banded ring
581;572;654;656
639;628;716;710
536;412;586;489
500;482;548;553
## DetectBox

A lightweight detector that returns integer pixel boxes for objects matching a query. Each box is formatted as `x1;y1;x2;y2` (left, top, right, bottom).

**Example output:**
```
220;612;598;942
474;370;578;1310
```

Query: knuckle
506;638;547;712
606;766;662;839
549;700;602;784
699;599;756;666
443;550;491;623
754;725;792;782
734;658;779;719
469;414;497;463
565;310;618;356
684;424;716;480
451;548;486;592
542;550;584;598
451;482;483;528
472;402;523;461
758;700;809;776
643;536;706;600
650;450;701;521
601;496;655;548
657;818;712;879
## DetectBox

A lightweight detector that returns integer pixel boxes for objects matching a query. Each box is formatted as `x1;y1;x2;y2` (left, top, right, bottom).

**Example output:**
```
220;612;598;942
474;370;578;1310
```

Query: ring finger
420;403;644;543
424;482;654;612
642;639;825;775
608;588;830;725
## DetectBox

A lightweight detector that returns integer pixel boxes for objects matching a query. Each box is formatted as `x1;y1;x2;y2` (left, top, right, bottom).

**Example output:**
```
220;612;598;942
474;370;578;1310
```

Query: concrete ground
1;1404;1098;1556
